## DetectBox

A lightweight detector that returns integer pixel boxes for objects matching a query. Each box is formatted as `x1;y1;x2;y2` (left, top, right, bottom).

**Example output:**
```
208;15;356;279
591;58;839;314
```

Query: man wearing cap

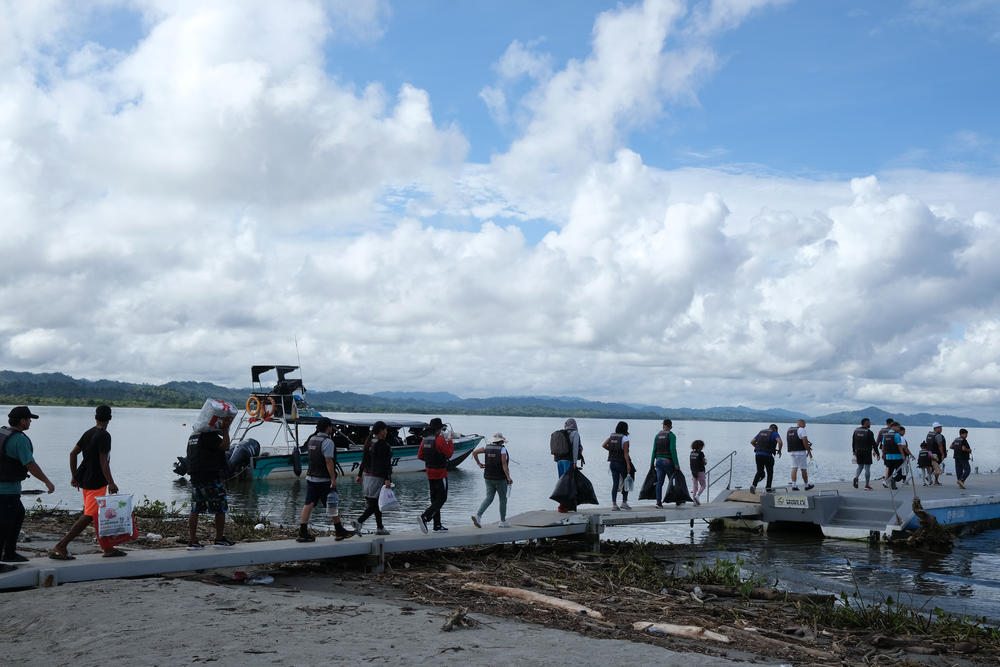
925;423;947;485
297;417;354;542
416;417;454;533
50;405;127;559
471;433;513;529
651;419;678;509
1;406;55;567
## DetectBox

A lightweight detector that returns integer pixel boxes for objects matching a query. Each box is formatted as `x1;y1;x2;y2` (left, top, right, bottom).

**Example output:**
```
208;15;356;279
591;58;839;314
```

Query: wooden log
462;582;603;619
633;621;730;643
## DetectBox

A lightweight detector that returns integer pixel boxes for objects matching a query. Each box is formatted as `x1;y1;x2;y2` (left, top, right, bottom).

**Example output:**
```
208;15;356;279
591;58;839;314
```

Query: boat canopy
251;365;300;383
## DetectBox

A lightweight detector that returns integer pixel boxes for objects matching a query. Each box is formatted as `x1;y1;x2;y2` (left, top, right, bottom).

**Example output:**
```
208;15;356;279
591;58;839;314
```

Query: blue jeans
609;460;628;503
654;458;674;503
477;478;509;521
955;459;971;482
556;459;573;477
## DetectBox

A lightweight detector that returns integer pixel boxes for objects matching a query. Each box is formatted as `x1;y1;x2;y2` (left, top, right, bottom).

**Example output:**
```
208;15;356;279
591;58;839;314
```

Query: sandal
48;551;76;561
102;548;127;558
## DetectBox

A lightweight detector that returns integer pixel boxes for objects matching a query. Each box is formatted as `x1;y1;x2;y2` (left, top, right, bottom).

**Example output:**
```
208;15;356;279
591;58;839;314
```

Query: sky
2;0;1000;418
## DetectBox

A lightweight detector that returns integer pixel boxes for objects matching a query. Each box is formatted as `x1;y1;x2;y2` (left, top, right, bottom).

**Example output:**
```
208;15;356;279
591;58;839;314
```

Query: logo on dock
774;495;809;509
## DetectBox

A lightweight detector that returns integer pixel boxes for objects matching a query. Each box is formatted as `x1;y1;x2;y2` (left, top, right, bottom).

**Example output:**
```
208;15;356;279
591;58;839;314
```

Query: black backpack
550;429;572;458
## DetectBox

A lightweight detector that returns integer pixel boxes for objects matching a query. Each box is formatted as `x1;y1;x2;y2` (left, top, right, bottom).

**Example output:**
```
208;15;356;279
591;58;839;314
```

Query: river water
13;405;1000;621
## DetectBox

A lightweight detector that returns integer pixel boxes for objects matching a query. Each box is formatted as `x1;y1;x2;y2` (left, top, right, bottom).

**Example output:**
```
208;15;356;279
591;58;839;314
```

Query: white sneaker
693;497;701;506
471;514;481;528
498;521;510;528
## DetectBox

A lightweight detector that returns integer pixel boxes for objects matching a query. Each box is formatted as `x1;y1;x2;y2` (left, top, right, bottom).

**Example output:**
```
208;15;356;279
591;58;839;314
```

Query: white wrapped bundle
191;398;238;434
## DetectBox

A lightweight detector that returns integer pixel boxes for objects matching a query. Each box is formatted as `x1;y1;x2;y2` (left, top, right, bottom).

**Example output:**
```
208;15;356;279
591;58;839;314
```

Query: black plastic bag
638;467;657;500
662;470;694;505
550;468;599;507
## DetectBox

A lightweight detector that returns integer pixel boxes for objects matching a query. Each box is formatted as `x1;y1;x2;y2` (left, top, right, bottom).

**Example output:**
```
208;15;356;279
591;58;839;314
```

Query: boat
172;365;484;481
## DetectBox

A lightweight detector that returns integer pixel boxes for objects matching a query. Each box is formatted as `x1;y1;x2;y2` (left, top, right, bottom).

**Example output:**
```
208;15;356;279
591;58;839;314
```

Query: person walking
651;418;678;509
875;418;895;483
50;405;127;559
951;429;972;489
749;424;782;494
924;422;947;485
417;418;453;533
881;422;906;490
552;418;584;513
186;408;238;550
471;433;513;528
787;419;814;491
1;407;55;569
351;421;393;536
689;440;706;505
851;417;879;490
297;417;354;542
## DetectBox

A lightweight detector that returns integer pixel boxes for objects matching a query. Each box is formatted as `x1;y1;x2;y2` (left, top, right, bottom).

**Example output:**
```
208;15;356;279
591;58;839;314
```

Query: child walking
689;440;706;505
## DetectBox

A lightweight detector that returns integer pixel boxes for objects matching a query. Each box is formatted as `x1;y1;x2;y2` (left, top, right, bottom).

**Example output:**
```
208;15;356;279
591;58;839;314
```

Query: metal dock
0;498;760;591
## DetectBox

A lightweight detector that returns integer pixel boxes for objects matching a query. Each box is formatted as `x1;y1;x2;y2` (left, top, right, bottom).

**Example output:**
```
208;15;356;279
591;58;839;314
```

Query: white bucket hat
487;432;507;444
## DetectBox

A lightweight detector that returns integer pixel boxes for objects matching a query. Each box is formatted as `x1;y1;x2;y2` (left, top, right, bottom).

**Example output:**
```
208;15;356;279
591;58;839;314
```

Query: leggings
691;471;706;498
854;463;871;484
356;497;383;529
752;454;774;490
609;461;629;503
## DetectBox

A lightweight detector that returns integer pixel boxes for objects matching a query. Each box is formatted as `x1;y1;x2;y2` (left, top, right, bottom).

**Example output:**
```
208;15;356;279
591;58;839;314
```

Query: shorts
191;482;228;514
789;451;808;469
82;487;107;518
362;474;385;499
304;480;333;507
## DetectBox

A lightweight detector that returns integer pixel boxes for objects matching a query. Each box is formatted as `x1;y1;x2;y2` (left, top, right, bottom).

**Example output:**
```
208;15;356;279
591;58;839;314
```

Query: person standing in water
602;421;633;511
50;405;127;559
471;433;513;528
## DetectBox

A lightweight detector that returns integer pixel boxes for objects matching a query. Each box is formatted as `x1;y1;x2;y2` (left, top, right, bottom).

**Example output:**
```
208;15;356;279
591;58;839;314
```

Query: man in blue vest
1;406;55;568
750;424;782;494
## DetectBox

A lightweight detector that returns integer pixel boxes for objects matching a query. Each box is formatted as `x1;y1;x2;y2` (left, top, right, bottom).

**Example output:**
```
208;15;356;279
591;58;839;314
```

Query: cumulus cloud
2;0;1000;419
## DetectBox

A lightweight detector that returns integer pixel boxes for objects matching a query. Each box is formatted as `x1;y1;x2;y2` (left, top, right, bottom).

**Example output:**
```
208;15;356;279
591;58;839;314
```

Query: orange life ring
260;396;277;421
246;396;261;418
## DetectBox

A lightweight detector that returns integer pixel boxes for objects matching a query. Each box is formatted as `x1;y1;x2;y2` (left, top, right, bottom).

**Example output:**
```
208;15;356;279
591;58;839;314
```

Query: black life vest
882;431;900;455
786;427;804;452
306;433;333;479
876;427;890;448
421;434;447;470
606;433;625;462
917;450;932;468
653;430;672;460
689;450;705;473
483;443;505;480
951;437;971;461
852;427;871;453
754;429;775;455
926;431;946;458
0;426;30;483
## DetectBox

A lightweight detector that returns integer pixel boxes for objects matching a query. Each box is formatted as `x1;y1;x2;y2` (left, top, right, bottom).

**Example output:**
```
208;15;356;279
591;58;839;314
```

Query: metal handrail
705;450;738;504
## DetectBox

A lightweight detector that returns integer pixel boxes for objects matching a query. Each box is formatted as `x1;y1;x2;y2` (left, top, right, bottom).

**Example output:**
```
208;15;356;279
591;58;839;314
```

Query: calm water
13;406;1000;620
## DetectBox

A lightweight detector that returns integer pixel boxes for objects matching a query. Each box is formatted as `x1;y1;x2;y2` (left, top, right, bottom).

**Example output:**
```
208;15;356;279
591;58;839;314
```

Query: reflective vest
0;426;29;483
483;444;505;480
306;433;333;479
606;433;625;463
786;427;804;452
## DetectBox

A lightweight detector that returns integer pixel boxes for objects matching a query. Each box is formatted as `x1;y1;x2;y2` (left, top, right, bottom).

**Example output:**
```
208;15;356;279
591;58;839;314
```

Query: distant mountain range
1;370;997;427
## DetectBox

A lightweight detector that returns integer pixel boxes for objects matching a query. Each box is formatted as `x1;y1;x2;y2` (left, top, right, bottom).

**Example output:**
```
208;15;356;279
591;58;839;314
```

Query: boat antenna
294;335;306;391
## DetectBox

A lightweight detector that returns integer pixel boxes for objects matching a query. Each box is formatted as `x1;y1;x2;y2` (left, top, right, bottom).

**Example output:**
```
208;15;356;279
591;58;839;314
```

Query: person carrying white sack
350;421;393;536
471;433;513;528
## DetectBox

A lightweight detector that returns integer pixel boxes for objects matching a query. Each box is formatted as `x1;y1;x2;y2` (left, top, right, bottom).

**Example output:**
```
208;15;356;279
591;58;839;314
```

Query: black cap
428;417;446;431
316;417;333;431
8;406;38;420
95;405;112;421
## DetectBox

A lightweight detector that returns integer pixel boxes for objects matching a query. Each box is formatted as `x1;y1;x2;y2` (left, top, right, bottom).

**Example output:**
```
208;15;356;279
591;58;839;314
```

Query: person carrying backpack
551;418;584;512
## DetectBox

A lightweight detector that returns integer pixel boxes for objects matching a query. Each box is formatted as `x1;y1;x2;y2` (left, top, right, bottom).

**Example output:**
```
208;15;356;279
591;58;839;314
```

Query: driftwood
905;498;954;549
720;625;838;660
676;583;834;605
462;582;603;619
441;607;479;632
633;621;730;643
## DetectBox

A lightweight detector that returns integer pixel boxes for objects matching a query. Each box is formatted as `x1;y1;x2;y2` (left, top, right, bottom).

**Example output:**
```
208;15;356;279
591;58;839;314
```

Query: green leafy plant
132;496;186;519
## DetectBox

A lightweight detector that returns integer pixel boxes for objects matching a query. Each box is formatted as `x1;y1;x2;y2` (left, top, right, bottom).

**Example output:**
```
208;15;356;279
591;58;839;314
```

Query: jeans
0;494;25;559
477;478;509;521
752;454;774;490
421;477;448;529
654;458;674;503
609;461;628;503
556;459;573;477
955;459;971;482
854;463;871;484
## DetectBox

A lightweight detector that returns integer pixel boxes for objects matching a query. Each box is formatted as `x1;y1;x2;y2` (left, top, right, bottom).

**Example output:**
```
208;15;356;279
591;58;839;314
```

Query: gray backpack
549;429;572;458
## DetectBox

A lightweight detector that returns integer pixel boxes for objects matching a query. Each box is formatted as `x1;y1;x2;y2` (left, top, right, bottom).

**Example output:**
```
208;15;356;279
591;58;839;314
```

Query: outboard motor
226;438;260;477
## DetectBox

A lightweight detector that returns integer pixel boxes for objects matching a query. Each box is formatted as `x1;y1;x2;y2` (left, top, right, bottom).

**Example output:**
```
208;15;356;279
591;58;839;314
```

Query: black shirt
74;427;112;490
361;438;393;480
188;431;227;483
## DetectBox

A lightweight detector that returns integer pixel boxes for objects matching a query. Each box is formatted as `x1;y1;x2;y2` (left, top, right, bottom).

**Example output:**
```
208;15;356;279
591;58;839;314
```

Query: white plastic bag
96;494;134;537
621;473;634;493
191;398;238;434
378;485;401;512
506;483;513;501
